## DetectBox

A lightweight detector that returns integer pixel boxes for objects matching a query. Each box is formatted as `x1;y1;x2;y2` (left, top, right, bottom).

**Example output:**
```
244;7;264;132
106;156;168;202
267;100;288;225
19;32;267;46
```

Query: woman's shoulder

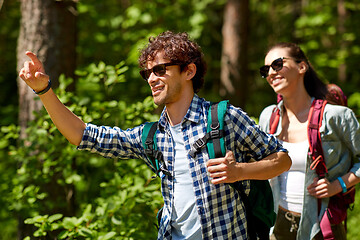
323;103;358;128
260;104;277;116
259;104;277;120
323;103;353;118
259;104;277;128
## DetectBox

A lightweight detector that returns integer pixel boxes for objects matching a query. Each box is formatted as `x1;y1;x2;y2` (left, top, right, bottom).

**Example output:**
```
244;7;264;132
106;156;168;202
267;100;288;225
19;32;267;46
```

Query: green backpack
142;101;276;239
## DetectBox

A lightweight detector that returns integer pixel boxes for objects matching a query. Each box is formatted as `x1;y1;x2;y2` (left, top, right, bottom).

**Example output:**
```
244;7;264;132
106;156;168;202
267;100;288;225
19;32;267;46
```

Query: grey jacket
259;100;360;240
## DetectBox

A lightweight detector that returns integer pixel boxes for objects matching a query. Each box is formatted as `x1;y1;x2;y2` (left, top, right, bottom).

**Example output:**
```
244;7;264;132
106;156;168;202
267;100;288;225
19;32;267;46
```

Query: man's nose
147;72;158;85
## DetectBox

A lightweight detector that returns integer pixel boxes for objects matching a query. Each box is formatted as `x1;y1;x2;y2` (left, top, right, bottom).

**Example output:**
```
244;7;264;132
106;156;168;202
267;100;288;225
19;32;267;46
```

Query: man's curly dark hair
139;31;207;93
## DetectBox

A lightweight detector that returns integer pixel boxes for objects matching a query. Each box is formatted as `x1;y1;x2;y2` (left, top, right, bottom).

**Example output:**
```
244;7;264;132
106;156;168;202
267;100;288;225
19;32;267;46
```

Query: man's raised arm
19;51;86;146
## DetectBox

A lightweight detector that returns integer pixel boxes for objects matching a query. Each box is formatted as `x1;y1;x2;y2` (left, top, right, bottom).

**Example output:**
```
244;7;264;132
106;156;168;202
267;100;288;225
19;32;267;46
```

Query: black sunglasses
140;63;180;81
259;57;290;78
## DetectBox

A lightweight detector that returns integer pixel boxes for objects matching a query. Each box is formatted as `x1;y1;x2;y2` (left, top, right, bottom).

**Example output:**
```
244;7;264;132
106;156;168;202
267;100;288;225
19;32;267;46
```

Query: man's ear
186;63;196;80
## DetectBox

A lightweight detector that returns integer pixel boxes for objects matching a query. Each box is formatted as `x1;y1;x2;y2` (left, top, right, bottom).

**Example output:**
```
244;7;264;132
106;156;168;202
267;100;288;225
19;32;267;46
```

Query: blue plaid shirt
78;95;286;240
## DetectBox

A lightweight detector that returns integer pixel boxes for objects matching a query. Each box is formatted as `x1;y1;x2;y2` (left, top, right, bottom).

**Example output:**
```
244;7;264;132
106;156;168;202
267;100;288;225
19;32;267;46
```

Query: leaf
99;232;117;240
24;218;36;224
58;230;69;239
34;229;47;237
79;227;93;237
48;213;63;223
111;215;122;225
0;139;9;149
62;217;77;229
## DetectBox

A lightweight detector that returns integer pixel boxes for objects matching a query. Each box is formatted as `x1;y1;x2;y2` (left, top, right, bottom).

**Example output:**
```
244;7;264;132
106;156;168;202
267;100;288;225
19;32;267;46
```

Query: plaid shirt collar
158;94;203;129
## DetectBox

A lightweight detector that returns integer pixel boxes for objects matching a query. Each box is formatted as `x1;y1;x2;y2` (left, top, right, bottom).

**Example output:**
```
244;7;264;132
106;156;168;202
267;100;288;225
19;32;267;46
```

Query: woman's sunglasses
140;63;179;81
259;57;290;78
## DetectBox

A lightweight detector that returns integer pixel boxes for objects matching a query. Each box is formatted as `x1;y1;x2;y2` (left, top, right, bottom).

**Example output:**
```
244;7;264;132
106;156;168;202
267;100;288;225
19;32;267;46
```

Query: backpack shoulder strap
269;106;280;134
308;99;328;178
268;95;283;134
142;122;159;173
142;122;170;176
189;100;228;158
190;100;276;235
207;100;228;158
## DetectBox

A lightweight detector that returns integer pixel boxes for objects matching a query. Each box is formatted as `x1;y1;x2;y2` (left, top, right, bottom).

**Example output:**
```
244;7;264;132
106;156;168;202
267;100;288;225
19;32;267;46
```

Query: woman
258;42;360;240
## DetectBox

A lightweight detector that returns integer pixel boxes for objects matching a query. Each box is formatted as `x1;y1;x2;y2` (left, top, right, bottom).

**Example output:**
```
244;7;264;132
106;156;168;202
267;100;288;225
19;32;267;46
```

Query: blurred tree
337;0;347;83
0;0;20;126
17;0;77;137
16;0;77;238
220;0;249;108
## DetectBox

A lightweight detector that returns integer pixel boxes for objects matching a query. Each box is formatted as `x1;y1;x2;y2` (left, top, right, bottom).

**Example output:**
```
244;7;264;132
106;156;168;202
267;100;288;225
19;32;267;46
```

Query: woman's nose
268;66;277;77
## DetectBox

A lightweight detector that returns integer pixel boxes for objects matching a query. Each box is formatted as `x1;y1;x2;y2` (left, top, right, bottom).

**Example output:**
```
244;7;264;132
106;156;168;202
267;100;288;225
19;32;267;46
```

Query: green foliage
0;0;20;126
348;92;360;117
347;93;360;240
0;125;19;239
2;0;360;238
0;61;162;239
247;0;360;117
346;184;360;239
76;0;225;103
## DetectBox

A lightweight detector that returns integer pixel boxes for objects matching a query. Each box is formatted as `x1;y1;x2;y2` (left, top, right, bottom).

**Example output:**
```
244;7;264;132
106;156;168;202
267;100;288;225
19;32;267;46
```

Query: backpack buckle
189;137;207;158
159;168;171;176
154;150;163;162
209;129;221;139
194;138;206;149
145;148;153;156
154;151;171;176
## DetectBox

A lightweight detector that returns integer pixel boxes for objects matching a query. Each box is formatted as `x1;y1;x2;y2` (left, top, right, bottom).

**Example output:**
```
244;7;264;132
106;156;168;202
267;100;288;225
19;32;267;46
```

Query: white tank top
279;140;308;213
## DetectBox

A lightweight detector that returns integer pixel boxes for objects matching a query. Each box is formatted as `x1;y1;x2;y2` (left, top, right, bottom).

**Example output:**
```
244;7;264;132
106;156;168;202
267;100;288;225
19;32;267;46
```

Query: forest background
1;0;360;239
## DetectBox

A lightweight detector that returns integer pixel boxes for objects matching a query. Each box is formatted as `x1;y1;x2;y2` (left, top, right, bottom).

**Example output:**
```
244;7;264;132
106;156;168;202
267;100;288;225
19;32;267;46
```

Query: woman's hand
307;177;342;198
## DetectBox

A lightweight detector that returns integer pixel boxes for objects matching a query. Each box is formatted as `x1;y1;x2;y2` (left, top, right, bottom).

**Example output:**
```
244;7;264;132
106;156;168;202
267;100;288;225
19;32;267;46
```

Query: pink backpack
269;84;355;240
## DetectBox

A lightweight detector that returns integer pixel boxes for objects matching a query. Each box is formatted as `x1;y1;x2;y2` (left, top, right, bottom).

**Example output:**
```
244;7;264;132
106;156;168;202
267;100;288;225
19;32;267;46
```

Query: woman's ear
186;63;196;80
298;61;308;74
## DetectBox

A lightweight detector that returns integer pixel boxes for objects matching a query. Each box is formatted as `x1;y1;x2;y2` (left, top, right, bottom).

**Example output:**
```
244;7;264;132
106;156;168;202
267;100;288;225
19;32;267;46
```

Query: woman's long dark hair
267;42;328;99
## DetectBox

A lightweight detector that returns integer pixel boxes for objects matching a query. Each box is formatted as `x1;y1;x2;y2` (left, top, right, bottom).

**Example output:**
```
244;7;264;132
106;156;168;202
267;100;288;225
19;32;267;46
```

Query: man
19;31;291;240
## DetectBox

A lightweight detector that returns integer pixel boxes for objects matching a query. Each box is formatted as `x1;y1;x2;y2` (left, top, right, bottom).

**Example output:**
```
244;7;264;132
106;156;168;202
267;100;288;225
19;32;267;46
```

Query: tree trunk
220;0;249;109
17;0;77;138
16;0;77;238
291;0;302;42
337;0;346;83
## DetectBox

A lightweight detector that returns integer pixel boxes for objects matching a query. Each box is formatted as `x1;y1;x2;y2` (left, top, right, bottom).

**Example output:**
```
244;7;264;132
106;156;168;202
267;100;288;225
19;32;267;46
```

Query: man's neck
166;93;194;126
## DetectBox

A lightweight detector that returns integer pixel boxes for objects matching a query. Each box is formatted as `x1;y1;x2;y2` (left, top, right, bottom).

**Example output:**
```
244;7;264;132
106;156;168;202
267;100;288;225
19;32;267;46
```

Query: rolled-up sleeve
77;123;145;160
226;104;287;162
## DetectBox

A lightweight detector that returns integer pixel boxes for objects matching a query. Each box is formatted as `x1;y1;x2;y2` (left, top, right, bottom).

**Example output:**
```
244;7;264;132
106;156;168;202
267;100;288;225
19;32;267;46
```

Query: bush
0;61;162;239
